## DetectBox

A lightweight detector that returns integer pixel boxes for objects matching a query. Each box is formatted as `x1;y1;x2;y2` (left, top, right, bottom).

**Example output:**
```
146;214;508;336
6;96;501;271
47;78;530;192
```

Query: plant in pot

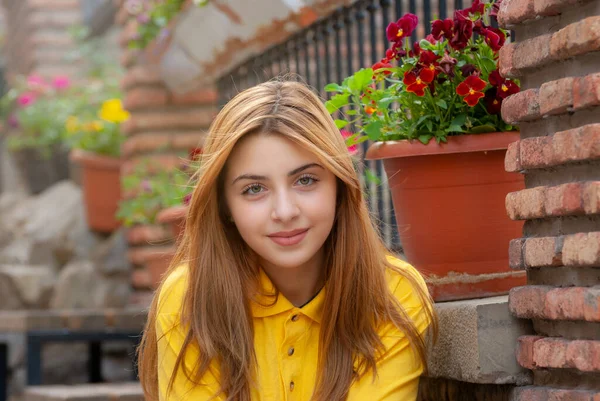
117;157;197;288
65;80;129;234
324;0;525;301
0;74;74;194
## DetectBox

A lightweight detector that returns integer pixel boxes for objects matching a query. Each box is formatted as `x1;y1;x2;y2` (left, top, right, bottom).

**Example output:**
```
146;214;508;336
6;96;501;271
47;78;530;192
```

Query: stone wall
499;0;600;398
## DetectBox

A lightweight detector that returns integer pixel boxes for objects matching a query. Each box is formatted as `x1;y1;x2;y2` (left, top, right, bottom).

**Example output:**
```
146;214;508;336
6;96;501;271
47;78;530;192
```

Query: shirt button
291;314;299;322
290;381;295;391
288;347;295;356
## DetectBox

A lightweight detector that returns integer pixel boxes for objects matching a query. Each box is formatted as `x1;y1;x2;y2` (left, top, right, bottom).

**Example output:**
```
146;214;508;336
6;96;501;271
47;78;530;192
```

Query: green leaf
325;93;350;114
334;119;349;129
425;120;433;132
346;110;357;116
450;114;467;127
418;134;433;144
324;83;343;93
468;124;496;134
364;121;383;141
436;99;448;109
365;167;381;185
446;125;463;133
349;68;374;92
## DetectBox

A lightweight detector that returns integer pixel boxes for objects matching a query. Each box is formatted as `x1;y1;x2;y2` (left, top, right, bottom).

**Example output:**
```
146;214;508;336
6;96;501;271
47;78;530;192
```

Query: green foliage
116;159;198;227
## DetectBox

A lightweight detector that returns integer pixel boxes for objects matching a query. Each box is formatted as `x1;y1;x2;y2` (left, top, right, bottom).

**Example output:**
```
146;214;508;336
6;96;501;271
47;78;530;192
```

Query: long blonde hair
137;79;437;401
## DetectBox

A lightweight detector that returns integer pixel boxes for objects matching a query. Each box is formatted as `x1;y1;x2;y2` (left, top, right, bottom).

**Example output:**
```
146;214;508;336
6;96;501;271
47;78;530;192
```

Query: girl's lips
268;229;309;246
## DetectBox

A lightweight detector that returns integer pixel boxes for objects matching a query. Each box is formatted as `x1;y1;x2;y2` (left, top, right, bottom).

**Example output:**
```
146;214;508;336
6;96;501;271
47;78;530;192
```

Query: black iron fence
216;0;470;251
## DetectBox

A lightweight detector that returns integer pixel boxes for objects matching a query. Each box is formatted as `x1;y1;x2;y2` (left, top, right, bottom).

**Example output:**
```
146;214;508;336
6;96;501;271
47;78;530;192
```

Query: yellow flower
98;99;130;123
66;116;79;134
82;120;104;132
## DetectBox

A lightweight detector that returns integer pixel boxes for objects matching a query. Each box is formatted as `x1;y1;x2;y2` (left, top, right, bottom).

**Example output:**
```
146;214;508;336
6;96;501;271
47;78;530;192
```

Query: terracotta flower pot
366;132;526;301
157;204;188;240
70;149;122;233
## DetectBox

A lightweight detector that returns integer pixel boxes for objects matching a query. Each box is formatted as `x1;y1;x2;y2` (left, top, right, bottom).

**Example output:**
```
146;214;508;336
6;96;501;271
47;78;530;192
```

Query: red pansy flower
482;27;506;52
431;18;453;41
484;88;503;114
456;75;487;106
403;69;434;97
386;13;418;42
372;59;393;75
489;70;520;99
465;0;485;15
450;10;473;50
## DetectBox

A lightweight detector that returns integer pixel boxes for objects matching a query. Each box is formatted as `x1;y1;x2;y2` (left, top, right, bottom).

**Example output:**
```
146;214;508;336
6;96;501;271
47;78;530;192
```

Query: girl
137;80;437;401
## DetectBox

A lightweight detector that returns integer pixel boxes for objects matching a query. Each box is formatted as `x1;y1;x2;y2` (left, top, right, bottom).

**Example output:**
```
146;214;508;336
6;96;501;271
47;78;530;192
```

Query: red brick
29;10;81;28
545;182;584;216
497;0;536;27
131;267;151;289
120;48;140;69
545;287;586;320
533;337;568;368
579;124;600;160
524;236;562;267
505;186;546;220
499;43;518;78
539;77;575;115
509;238;526;269
572;73;600;111
553;126;584;164
513;34;553;73
115;4;130;26
583;287;600;322
582;182;600;214
121;109;216;135
171;89;218;106
505;140;522;172
509;286;549;318
520;136;554;169
501;89;541;125
550;16;600;61
126;224;173;246
566;340;600;371
516;336;545;369
534;0;584;15
28;0;79;10
562;232;600;267
121;132;205;158
123;87;169;111
121;66;163;90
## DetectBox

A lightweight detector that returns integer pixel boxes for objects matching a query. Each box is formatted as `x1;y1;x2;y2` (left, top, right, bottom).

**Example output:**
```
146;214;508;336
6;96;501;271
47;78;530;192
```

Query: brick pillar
499;0;600;399
1;0;84;79
115;0;217;304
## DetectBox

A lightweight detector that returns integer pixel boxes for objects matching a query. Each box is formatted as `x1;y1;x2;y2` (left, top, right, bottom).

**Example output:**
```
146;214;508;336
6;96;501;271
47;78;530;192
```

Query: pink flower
52;76;71;90
27;74;47;89
341;130;358;155
17;92;37;107
8;115;19;128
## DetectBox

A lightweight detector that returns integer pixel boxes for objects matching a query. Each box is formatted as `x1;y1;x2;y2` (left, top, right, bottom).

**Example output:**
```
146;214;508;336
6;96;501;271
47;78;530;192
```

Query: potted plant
324;0;525;301
66;81;129;233
0;74;74;194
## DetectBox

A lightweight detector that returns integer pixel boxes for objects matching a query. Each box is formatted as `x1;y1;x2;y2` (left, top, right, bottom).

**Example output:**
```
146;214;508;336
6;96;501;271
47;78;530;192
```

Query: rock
50;260;131;309
92;229;131;276
0;238;56;268
59;205;104;266
0;265;54;308
0;276;23;309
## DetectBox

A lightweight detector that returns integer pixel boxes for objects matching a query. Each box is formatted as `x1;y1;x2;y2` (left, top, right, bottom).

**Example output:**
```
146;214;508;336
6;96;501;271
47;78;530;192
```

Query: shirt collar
250;268;325;324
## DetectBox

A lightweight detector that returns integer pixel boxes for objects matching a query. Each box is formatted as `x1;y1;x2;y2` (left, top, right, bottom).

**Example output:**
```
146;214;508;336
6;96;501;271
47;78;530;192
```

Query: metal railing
216;0;468;251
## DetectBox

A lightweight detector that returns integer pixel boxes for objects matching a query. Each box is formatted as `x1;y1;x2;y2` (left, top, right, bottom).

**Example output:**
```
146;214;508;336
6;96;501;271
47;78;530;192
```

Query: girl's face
224;133;338;271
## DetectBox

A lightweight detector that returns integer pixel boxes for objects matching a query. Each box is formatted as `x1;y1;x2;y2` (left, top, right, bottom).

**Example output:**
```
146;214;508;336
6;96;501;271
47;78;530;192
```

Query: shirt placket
280;309;308;401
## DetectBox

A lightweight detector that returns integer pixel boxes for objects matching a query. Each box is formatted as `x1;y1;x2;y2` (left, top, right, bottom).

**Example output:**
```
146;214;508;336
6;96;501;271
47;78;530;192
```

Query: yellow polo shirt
156;258;431;400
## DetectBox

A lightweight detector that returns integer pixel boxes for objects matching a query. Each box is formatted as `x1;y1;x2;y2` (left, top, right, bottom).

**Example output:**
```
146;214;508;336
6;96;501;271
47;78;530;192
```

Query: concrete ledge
429;296;533;385
23;382;143;401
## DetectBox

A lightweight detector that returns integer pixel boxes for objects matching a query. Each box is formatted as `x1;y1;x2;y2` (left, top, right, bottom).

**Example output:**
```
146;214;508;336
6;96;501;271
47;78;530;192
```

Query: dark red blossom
386;13;418;42
465;0;485;15
484;88;502;114
431;18;453;41
450;10;473;50
489;70;520;98
490;0;503;18
438;53;457;77
372;60;393;75
482;27;506;52
409;41;422;57
456;75;487;106
460;64;478;77
403;68;435;97
419;50;439;65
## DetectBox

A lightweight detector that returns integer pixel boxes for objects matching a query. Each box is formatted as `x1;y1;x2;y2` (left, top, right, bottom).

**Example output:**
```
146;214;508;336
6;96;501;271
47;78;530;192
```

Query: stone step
23;382;143;401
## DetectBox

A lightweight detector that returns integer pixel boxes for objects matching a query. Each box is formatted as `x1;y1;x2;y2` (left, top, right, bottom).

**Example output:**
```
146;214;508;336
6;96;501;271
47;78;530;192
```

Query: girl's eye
242;184;265;195
296;174;318;186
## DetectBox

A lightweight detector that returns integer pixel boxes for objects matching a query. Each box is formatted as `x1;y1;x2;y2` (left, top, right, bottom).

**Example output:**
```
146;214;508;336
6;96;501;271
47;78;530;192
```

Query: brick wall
499;0;600;398
114;0;217;303
1;0;84;79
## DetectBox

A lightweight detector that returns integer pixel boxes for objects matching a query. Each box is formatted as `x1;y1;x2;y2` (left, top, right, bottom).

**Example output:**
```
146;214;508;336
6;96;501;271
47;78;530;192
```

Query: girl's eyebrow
231;163;324;185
